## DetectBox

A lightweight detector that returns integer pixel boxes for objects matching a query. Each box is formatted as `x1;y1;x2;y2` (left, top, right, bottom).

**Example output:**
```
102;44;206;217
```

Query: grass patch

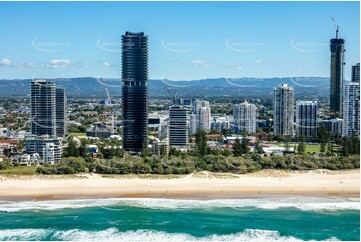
275;143;321;153
68;132;86;137
0;166;37;176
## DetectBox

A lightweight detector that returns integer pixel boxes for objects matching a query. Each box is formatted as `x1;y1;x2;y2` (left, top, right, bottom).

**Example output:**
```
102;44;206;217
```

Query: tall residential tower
233;101;257;134
121;32;148;152
273;84;294;137
30;80;56;136
296;101;318;138
343;63;360;137
330;27;345;118
55;88;66;137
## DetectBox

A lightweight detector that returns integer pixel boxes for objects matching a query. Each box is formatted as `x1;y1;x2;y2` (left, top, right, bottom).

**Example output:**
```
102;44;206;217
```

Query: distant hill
0;77;333;98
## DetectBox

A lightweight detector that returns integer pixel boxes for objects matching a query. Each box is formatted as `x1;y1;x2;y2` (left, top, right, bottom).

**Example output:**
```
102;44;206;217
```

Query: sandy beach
0;169;359;201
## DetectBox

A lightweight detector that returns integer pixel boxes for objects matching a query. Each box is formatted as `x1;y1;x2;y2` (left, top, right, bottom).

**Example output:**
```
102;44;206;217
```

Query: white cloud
189;60;213;67
0;58;11;66
47;59;73;68
227;65;243;71
255;60;269;64
100;61;111;67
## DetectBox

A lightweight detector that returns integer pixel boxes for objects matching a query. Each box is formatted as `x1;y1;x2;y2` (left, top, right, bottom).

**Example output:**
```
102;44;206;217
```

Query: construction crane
101;78;116;134
331;17;339;39
165;86;177;105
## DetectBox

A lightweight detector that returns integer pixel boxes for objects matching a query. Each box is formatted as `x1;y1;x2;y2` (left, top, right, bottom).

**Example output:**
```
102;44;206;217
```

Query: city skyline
0;1;359;80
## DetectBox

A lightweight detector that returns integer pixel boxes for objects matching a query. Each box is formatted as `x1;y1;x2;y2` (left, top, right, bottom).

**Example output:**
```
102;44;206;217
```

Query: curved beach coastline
0;169;359;201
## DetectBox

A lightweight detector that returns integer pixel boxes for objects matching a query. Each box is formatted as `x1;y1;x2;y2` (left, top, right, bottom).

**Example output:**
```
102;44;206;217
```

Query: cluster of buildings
272;28;359;139
122;29;359;156
24;80;66;164
1;28;358;163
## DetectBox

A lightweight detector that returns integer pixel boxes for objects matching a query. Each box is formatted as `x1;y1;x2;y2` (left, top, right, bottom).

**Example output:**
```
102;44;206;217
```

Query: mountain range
0;77;333;98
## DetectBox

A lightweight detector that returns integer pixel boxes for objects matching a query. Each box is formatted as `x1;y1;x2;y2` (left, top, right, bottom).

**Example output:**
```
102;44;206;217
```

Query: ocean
0;197;359;241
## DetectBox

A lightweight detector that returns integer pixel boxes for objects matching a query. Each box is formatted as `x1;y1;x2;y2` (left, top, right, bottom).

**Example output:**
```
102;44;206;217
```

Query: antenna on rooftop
331;17;339;39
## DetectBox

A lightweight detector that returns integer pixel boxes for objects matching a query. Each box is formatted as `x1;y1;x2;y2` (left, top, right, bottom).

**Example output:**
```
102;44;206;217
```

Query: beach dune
0;169;359;201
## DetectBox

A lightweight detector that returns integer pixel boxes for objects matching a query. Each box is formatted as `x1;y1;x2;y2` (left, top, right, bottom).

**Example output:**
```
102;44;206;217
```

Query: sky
0;1;359;80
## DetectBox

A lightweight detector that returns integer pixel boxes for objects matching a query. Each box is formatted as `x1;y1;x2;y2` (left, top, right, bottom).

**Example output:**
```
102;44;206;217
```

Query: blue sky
0;1;359;80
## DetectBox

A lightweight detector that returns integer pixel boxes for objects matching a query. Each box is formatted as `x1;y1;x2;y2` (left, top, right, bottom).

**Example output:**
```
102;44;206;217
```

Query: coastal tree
233;138;242;156
297;136;306;155
195;128;208;156
240;137;249;155
254;140;264;154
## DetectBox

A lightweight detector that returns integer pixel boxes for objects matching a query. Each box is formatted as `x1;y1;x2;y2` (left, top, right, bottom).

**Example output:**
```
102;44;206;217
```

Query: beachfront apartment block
233;101;257;134
296;101;318;138
121;31;149;153
273;84;294;137
342;77;360;137
169;105;189;151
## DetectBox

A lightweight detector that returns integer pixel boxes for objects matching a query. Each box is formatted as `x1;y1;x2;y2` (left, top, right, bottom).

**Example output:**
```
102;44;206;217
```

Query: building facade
198;106;211;131
169;105;188;150
55;88;66;137
296;101;318;138
320;118;343;135
233;102;257;134
25;136;61;163
343;82;360;137
42;142;62;164
121;31;149;152
351;63;360;83
30;80;56;136
273;84;294;136
189;113;197;135
330;27;345;118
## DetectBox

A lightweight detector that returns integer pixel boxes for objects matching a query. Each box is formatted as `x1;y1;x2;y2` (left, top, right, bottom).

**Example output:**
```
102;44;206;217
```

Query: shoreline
0;169;359;201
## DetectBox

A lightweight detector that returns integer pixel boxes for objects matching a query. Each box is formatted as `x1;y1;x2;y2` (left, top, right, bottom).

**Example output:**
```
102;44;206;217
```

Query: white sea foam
0;228;51;241
0;197;359;213
0;228;339;241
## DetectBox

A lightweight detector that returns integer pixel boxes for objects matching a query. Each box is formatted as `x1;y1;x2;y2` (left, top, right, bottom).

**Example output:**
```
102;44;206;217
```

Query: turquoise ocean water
0;197;359;241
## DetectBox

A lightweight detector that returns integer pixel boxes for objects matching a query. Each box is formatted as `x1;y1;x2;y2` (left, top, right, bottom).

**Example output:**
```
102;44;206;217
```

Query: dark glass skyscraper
330;27;345;118
121;32;148;152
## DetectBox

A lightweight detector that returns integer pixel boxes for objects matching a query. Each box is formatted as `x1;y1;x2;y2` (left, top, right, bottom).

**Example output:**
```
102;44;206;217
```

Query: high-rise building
330;27;345;118
351;63;360;83
233;101;257;134
343;81;360;137
189;112;197;135
121;31;148;152
55;88;66;137
30;80;56;136
296;101;318;137
273;84;294;136
198;106;211;131
169;105;188;150
191;99;211;132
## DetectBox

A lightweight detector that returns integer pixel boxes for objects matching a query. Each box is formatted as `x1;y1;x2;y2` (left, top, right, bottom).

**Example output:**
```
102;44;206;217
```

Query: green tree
66;138;79;157
297;136;306;155
240;137;249;155
195;129;208;156
233;138;242;156
79;138;89;158
320;142;327;153
254;140;264;154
